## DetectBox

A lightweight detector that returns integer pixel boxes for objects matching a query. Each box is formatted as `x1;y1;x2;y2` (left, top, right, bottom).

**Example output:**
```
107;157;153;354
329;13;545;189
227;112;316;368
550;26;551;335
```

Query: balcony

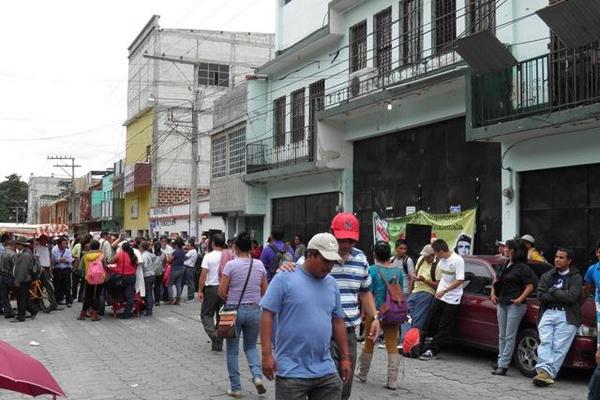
124;162;151;194
471;48;600;128
246;127;314;176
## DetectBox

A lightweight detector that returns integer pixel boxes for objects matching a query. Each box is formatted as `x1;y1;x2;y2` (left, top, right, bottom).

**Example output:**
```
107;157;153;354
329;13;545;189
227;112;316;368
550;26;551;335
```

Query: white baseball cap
420;244;435;256
307;233;343;263
520;234;535;244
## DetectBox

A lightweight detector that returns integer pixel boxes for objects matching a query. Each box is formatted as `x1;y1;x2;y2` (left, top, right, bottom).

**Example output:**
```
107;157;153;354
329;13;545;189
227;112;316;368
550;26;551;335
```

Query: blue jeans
496;303;527;368
226;305;262;391
536;310;577;378
169;268;185;300
589;365;600;400
408;291;435;332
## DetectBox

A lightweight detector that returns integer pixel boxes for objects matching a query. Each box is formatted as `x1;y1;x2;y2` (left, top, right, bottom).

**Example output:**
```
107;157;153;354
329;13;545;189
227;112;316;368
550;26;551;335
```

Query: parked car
450;255;596;377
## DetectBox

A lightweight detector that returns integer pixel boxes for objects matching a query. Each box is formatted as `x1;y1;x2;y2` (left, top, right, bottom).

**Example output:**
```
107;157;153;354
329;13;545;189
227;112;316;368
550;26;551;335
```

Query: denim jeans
144;276;155;314
169;268;185;301
225;305;262;391
496;303;527;368
536;309;577;378
183;267;196;300
276;374;342;400
588;365;600;400
408;291;435;332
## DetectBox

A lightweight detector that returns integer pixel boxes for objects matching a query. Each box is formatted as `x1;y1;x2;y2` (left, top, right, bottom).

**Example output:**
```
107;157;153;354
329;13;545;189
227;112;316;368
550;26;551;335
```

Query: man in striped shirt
329;213;380;400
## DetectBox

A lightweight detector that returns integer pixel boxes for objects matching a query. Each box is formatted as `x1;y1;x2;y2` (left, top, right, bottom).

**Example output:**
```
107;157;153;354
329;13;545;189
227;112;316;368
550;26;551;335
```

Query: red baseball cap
330;212;360;241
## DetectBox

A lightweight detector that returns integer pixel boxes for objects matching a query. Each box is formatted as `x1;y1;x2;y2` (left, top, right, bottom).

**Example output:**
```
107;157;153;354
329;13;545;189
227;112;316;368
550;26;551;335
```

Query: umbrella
0;340;65;398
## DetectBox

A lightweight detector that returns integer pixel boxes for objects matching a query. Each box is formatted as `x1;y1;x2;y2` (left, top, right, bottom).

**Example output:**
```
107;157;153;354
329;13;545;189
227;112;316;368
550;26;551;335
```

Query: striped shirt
330;248;371;327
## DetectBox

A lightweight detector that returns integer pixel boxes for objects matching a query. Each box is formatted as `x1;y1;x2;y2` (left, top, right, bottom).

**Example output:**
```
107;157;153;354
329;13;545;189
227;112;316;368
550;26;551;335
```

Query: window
350;21;367;73
464;261;493;295
211;136;227;178
402;0;422;64
374;8;393;75
273;96;286;147
291;89;305;143
467;0;496;34
145;144;151;162
309;79;325;136
434;0;456;54
228;129;246;175
198;63;230;87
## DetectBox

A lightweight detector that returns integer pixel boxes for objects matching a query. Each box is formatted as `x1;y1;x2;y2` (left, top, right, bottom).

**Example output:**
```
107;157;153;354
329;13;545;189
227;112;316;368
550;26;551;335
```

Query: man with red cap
328;212;380;400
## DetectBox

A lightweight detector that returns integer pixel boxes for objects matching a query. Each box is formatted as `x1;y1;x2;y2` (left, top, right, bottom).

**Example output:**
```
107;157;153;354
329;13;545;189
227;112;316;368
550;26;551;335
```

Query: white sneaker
253;378;267;395
419;350;437;361
377;343;386;349
226;389;243;398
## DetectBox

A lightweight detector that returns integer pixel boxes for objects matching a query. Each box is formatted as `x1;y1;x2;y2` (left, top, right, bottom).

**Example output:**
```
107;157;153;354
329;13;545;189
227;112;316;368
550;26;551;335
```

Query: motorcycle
28;268;57;313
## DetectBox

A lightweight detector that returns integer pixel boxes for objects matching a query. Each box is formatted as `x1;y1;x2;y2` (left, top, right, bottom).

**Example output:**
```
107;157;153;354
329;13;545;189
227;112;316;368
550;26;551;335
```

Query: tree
0;174;28;223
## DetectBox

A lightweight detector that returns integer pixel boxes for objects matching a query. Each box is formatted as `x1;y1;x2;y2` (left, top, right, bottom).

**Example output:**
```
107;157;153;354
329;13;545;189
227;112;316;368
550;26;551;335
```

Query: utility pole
47;156;81;229
143;54;203;239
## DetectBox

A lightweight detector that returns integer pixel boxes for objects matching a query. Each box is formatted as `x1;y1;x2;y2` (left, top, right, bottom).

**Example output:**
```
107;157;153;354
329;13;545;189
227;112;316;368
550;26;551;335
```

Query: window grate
211;136;227;178
198;63;230;87
350;21;367;73
309;79;325;135
402;0;422;64
273;96;286;147
228;129;246;175
375;8;393;75
467;0;496;34
434;0;456;54
291;89;305;143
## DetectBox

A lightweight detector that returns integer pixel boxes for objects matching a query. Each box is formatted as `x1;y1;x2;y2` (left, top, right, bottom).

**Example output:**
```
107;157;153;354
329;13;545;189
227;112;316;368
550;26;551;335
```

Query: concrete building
126;15;274;238
243;0;503;251
27;175;64;224
465;0;600;263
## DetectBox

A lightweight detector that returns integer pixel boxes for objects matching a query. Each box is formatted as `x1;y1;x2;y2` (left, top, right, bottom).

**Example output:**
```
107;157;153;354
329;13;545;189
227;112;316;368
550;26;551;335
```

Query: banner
373;209;477;256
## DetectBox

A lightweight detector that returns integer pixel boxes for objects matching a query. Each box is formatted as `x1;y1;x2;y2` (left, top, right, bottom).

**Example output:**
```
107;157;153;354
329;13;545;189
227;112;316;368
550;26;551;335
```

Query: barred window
274;96;286;147
198;63;229;87
350;21;367;73
374;8;393;74
402;0;422;64
291;89;305;143
309;79;325;136
228;129;246;175
211;136;227;178
434;0;456;54
467;0;496;34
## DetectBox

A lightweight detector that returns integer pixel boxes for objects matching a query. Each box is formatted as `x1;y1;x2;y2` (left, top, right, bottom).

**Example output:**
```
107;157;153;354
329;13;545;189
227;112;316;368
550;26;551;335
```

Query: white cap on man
307;233;343;263
420;244;435;256
520;234;535;244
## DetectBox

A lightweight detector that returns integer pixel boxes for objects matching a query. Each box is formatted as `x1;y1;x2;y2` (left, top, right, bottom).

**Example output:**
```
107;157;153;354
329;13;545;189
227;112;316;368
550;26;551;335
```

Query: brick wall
157;187;209;207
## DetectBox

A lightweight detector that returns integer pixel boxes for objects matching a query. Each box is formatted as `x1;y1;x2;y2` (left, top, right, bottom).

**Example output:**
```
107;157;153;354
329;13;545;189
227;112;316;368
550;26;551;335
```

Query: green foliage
0;174;28;223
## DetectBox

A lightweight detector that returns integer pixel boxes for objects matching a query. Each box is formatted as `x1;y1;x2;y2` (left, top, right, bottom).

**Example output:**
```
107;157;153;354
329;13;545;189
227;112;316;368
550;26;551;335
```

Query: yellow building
123;108;153;237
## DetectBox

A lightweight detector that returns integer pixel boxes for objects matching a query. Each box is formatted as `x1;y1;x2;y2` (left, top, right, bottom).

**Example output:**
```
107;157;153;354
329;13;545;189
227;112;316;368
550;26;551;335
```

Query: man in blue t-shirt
260;233;351;400
584;241;600;399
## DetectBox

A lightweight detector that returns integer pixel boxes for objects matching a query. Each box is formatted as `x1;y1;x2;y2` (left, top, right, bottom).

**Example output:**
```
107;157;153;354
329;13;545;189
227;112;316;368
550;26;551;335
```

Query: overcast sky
0;0;275;182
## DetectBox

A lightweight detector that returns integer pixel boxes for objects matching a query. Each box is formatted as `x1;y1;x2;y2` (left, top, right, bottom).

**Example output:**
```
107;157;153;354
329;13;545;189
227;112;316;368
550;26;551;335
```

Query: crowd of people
0;214;599;399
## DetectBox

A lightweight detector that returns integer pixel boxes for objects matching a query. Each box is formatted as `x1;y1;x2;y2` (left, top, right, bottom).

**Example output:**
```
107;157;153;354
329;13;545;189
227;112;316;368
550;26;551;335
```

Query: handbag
377;267;408;325
217;259;254;339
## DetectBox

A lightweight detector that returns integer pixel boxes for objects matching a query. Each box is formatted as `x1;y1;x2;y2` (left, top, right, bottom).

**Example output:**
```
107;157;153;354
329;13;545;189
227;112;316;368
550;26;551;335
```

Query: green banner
373;209;477;256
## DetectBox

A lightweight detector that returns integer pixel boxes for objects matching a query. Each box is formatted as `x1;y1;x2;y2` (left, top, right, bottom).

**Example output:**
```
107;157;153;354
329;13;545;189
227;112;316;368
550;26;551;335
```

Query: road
0;299;590;400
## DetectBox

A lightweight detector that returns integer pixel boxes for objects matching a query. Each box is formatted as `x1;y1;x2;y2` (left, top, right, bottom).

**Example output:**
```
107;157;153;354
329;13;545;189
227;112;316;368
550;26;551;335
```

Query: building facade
27;175;64;224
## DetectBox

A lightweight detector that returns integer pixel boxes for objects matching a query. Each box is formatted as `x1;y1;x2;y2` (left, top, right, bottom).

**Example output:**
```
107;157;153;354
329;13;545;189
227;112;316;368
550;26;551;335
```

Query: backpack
416;257;439;282
402;327;422;358
376;267;408;325
268;244;294;276
86;255;105;285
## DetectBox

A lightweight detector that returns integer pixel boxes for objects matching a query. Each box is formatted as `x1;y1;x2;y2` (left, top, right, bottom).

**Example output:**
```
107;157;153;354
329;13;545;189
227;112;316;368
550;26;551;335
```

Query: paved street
0;300;589;400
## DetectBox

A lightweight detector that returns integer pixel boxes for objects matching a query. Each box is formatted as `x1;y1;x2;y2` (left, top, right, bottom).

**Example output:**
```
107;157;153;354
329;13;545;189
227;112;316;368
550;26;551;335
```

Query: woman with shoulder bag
490;238;535;376
218;232;268;398
356;241;404;390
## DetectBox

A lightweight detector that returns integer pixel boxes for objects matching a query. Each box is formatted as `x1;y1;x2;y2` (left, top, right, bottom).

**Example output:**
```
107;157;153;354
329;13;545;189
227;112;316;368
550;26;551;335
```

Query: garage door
271;192;339;243
520;164;600;266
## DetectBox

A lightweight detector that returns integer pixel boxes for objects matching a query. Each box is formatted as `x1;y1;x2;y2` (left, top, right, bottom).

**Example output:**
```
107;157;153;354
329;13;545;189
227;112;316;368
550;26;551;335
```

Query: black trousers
82;282;103;312
0;280;13;316
71;270;84;301
123;275;136;315
200;286;223;344
424;298;460;355
16;281;31;319
53;268;72;304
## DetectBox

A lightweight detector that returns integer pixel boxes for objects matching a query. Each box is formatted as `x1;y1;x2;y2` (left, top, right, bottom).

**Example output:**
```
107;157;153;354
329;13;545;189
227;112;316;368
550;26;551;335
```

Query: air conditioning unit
348;68;379;99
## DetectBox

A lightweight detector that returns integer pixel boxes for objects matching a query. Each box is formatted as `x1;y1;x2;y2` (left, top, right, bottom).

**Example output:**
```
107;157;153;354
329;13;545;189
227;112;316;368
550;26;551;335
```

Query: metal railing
246;127;314;174
472;48;600;127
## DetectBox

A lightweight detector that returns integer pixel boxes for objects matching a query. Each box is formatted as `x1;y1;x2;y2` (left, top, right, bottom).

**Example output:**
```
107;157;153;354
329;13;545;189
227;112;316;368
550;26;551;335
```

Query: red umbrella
0;340;65;398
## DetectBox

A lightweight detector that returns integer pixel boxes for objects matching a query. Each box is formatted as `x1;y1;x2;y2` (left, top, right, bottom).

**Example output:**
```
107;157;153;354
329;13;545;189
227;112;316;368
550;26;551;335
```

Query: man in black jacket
14;239;36;322
533;247;582;387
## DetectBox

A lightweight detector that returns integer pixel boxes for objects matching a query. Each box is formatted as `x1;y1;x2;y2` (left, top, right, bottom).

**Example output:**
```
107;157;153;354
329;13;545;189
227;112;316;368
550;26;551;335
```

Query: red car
450;255;597;377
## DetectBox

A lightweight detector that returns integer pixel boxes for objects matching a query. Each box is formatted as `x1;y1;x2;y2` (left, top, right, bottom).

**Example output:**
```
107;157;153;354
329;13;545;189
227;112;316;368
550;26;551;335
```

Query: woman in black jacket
490;239;535;376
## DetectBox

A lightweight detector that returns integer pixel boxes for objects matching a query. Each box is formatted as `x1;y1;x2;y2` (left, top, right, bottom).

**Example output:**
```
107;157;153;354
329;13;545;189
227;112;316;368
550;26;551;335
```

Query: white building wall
27;176;63;224
277;0;330;51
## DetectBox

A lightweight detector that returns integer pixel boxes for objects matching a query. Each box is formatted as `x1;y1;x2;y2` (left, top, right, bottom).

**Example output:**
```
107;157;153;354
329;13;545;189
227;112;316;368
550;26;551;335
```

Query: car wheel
514;328;539;377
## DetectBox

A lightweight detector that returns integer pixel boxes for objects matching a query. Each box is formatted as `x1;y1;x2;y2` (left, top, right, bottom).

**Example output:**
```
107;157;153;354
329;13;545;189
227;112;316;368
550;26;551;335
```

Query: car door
455;260;498;348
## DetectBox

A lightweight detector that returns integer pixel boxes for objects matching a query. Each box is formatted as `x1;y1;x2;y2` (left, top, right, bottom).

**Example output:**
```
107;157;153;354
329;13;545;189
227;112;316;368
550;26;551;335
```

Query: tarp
0;223;69;238
373;209;477;256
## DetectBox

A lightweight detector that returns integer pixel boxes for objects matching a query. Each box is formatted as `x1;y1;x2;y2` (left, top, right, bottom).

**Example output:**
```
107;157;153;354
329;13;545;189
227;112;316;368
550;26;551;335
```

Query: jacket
14;248;35;285
537;267;583;327
0;248;16;276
